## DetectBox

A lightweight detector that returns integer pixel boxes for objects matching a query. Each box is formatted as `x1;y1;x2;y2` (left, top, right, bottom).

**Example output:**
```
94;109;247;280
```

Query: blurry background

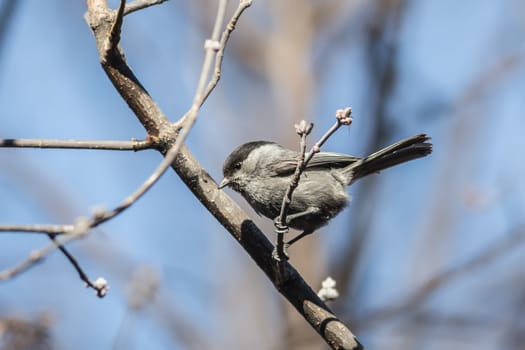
1;0;524;349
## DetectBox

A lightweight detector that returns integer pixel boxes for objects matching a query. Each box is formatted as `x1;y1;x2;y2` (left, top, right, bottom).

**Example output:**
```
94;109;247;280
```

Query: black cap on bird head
219;141;275;189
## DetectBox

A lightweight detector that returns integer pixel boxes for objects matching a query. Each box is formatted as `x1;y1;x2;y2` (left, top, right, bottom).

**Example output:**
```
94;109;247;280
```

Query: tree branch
0;219;90;283
0;227;107;296
274;108;353;260
0;135;195;284
0;224;73;235
171;147;363;349
177;0;253;125
86;0;171;137
273;120;312;261
0;138;154;151
1;1;365;346
83;1;363;348
201;0;253;106
168;0;229;162
124;0;170;16
48;234;107;297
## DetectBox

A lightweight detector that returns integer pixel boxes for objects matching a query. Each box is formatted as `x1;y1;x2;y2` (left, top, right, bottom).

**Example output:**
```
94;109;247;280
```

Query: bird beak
218;178;230;189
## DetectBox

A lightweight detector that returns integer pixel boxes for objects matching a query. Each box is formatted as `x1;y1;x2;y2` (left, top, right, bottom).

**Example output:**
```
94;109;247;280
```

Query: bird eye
233;162;242;170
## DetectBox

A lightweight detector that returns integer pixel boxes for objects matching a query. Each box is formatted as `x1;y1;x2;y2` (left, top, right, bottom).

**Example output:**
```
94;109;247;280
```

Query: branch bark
0;138;154;151
85;1;363;348
123;0;170;16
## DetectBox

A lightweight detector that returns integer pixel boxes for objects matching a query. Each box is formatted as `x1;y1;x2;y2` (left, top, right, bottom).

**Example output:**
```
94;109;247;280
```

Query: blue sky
1;1;524;349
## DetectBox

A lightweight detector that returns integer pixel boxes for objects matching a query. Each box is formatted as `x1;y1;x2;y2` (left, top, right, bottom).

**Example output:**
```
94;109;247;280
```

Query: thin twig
0;0;242;294
0;248;46;281
0;140;188;285
0;138;154;151
0;218;107;297
85;2;364;348
0;224;73;235
87;1;363;344
274;108;353;260
103;0;126;63
0;0;150;292
143;0;231;208
89;0;236;234
274;121;312;261
175;0;228;128
0;219;90;283
124;0;170;16
201;0;253;105
176;0;253;127
48;234;106;297
167;0;251;179
0;221;105;295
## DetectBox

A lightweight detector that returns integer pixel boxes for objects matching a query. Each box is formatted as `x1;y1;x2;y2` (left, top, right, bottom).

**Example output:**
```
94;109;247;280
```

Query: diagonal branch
201;0;253;107
0;219;90;283
0;227;105;295
86;0;169;136
0;132;189;287
0;0;237;300
48;234;107;297
168;0;230;162
104;0;125;62
177;0;253;125
84;1;363;348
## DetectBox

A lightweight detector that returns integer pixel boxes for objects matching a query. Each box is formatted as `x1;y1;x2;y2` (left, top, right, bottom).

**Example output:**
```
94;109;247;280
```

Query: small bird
219;134;432;247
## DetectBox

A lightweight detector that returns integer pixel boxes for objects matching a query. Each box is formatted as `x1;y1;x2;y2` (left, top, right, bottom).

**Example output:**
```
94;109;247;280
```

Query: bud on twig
335;107;353;126
294;120;314;136
318;276;339;301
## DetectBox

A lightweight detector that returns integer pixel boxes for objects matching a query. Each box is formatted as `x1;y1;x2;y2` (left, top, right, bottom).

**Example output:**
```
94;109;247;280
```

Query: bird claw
273;217;289;233
272;243;290;262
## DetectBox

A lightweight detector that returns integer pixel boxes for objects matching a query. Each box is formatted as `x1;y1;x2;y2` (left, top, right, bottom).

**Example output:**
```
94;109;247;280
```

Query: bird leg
272;207;320;259
285;230;313;247
282;207;320;223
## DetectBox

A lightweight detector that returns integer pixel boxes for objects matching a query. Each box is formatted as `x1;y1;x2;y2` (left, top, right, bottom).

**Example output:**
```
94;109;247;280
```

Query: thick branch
85;1;363;348
0;0;228;298
170;146;363;349
86;0;171;137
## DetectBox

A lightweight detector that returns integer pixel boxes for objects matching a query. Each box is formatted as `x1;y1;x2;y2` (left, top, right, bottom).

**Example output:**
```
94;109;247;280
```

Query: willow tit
219;134;432;246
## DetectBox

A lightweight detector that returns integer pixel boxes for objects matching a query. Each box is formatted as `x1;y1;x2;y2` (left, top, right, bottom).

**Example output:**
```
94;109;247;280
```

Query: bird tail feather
347;134;432;184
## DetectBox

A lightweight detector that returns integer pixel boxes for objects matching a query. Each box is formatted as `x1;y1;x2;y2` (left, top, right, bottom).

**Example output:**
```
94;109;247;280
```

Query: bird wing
268;152;360;176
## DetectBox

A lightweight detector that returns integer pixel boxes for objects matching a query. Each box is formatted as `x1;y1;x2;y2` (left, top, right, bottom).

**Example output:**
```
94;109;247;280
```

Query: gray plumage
220;134;432;244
